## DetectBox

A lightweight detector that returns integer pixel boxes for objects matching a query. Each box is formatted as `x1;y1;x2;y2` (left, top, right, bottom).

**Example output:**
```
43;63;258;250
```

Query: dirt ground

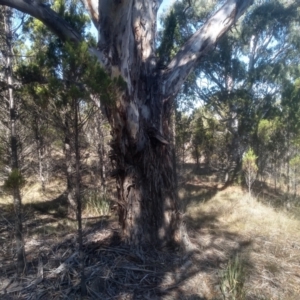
1;166;300;299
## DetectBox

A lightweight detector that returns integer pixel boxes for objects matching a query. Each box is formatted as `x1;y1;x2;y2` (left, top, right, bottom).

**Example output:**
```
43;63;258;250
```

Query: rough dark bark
107;75;180;246
95;0;181;246
0;0;254;247
4;6;26;274
226;132;243;183
95;111;107;193
111;118;179;247
98;139;106;192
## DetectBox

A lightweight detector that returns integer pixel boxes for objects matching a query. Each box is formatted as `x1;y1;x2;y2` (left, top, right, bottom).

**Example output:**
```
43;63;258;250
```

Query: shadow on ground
26;192;69;218
252;180;300;210
0;184;253;300
0;162;258;299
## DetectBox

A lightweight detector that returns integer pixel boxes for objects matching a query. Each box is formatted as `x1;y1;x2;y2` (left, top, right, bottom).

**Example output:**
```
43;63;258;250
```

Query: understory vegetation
1;165;300;299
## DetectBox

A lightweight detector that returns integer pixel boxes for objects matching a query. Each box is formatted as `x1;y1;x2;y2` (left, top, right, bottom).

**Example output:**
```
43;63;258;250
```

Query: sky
158;0;177;17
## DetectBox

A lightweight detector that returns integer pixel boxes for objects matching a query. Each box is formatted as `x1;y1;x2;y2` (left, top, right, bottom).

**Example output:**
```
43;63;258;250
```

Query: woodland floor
0;164;300;299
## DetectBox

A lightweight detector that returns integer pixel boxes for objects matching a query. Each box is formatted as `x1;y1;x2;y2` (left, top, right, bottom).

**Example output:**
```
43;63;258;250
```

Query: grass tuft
83;188;111;217
220;255;246;300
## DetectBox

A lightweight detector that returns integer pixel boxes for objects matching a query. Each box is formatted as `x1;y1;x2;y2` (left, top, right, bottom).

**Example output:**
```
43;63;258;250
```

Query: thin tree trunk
274;155;277;192
74;99;86;296
98;142;106;193
287;128;290;194
64;117;77;219
34;116;46;192
171;105;178;196
5;6;26;274
38;146;45;191
96;111;106;194
248;172;251;196
293;165;297;197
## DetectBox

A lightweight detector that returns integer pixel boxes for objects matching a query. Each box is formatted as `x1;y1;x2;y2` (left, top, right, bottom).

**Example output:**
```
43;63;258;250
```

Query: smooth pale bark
0;0;254;246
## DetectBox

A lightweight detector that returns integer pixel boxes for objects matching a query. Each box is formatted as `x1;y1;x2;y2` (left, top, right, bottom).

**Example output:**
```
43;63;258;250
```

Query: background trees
167;0;300;192
1;6;27;274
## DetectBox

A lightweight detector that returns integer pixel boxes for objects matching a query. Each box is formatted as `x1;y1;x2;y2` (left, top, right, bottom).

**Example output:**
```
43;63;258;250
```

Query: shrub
242;148;258;195
3;169;26;193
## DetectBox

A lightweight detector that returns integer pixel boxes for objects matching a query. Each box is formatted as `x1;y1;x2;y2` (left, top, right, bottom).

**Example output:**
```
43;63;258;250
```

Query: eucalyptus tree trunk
4;6;26;274
0;0;254;247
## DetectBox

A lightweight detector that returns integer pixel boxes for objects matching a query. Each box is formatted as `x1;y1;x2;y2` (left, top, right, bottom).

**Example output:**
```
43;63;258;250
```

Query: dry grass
1;168;300;299
82;189;111;218
0;178;66;206
0;179;112;219
180;180;300;300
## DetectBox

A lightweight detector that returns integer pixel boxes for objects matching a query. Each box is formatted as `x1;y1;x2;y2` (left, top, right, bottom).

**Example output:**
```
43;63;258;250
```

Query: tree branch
0;0;82;42
0;0;109;69
161;0;253;98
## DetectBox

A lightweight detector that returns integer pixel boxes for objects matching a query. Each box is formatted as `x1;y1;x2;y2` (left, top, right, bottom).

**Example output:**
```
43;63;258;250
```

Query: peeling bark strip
0;0;254;246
